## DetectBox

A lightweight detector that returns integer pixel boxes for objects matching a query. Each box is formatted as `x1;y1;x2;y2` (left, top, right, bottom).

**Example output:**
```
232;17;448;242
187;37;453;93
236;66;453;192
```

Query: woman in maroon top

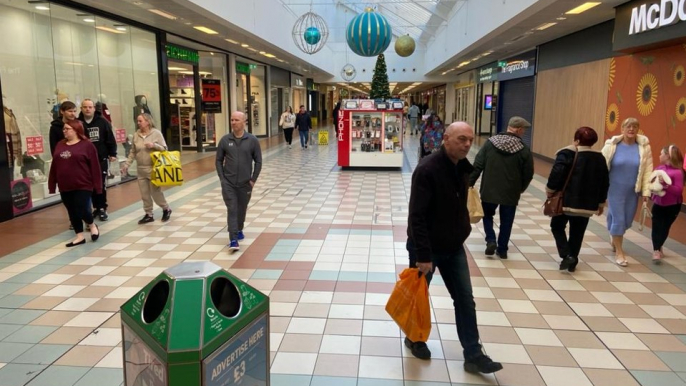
48;120;102;247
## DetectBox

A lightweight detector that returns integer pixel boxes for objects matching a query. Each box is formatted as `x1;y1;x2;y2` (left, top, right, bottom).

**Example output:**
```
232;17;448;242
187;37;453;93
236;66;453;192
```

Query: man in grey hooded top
216;111;262;251
469;116;534;259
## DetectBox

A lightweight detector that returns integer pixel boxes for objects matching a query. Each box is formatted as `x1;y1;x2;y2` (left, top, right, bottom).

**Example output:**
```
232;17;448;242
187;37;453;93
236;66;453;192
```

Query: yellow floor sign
318;130;329;145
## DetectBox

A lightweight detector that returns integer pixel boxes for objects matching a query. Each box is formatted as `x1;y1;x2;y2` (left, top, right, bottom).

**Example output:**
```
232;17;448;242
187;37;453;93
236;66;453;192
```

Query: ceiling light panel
536;22;557;30
194;26;218;35
565;2;601;15
149;9;178;20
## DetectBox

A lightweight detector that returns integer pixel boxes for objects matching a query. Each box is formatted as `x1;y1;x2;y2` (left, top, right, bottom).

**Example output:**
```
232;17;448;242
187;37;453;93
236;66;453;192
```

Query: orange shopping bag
385;268;431;342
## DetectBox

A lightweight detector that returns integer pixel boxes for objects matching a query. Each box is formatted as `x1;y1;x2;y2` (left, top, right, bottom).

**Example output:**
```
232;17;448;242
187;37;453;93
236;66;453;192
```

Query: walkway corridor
0;133;686;386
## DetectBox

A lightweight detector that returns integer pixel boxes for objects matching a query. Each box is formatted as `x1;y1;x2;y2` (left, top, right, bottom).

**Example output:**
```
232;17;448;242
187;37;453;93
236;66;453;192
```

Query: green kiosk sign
121;261;270;386
236;62;257;74
166;44;199;64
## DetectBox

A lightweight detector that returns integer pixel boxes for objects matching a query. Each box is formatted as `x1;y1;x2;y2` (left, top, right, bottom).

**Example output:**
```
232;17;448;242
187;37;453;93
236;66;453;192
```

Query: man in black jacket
79;99;117;221
49;101;78;156
469;116;534;259
407;122;502;374
294;105;312;149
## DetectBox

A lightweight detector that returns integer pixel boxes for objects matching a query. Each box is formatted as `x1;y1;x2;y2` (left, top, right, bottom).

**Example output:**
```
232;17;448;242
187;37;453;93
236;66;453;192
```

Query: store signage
203;315;268;386
615;0;686;51
477;62;499;83
11;178;32;215
25;136;43;155
236;62;256;74
166;44;199;64
498;51;536;81
629;0;686;35
201;79;222;113
115;128;127;143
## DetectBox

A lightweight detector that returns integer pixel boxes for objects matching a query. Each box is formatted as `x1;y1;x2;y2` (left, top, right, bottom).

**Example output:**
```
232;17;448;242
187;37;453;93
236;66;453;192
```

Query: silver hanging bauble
341;64;357;81
292;12;329;55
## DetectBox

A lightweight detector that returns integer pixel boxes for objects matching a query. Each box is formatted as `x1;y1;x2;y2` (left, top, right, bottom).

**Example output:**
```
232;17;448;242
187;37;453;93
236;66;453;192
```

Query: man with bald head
216;111;263;251
406;122;502;373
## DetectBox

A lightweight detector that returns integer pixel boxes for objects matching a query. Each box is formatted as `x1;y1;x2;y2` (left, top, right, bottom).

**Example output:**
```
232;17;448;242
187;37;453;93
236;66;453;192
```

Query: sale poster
25;136;44;156
202;79;222;113
115;128;127;143
11;178;32;215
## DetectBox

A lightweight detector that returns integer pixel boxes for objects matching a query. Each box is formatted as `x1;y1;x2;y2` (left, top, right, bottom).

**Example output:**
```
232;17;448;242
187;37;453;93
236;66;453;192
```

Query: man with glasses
79;99;117;221
469;116;534;259
407;122;503;374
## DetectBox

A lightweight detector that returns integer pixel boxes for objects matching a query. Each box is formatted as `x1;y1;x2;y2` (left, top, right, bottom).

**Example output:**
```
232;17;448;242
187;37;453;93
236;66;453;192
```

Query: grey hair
138;113;156;128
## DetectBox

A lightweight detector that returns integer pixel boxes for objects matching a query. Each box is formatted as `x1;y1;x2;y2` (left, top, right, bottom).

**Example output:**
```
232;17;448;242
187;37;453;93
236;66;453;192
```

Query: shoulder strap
561;149;578;193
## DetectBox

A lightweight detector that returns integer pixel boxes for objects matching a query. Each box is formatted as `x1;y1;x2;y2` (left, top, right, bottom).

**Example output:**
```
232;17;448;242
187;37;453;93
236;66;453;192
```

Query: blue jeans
482;202;517;253
299;129;309;148
407;239;483;359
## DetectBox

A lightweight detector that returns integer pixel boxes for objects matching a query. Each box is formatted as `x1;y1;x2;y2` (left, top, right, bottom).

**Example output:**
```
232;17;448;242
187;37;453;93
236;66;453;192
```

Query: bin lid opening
210;277;241;318
143;280;170;324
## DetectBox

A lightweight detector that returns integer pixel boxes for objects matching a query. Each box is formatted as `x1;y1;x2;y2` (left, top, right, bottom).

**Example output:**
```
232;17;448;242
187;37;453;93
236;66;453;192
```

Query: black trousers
61;190;94;233
92;159;108;210
283;128;294;145
550;214;590;259
652;203;681;250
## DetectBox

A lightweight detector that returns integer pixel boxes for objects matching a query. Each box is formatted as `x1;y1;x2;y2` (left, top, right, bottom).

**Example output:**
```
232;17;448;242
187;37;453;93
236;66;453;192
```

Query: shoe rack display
169;87;195;147
338;99;405;168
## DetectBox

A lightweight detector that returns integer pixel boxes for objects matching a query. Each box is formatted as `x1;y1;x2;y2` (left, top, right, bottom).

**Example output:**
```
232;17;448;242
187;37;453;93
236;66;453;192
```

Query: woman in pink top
651;145;684;263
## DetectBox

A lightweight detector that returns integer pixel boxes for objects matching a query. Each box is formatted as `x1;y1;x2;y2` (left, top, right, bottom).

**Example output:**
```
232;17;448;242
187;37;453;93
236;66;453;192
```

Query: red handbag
544;150;578;217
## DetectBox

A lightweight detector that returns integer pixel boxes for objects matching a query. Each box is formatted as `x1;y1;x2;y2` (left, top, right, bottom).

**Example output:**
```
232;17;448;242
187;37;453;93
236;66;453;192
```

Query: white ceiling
5;0;631;83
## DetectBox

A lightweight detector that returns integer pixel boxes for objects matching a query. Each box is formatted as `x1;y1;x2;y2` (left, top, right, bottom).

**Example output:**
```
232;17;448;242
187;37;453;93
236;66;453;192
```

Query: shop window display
0;1;160;211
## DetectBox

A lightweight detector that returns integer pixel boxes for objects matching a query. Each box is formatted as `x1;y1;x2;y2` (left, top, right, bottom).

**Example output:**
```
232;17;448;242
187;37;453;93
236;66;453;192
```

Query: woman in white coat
601;117;653;266
279;106;296;149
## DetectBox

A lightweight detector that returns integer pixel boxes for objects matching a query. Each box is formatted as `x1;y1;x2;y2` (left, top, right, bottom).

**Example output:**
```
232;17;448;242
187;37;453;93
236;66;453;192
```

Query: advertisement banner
123;324;167;386
202;79;222;113
337;112;350;167
25;136;44;156
115;128;127;143
11;178;32;215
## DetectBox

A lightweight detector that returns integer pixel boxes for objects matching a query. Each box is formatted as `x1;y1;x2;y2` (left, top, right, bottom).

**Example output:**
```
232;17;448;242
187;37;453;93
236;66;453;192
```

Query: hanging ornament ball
346;7;392;57
292;12;329;55
303;27;321;45
341;64;357;81
395;35;416;57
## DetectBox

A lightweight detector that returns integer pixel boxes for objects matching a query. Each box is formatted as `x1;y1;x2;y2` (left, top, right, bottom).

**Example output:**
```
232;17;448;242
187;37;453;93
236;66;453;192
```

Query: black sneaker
138;214;154;224
99;211;108;221
162;209;172;222
496;250;508;259
485;242;497;256
464;354;503;374
404;337;431;360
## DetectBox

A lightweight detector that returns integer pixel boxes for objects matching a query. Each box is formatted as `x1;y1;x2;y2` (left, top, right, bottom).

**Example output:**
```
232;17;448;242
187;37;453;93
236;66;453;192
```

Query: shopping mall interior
1;0;686;385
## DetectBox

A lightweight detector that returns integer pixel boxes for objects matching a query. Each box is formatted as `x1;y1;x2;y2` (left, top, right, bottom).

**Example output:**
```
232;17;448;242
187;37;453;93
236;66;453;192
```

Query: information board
203;314;268;386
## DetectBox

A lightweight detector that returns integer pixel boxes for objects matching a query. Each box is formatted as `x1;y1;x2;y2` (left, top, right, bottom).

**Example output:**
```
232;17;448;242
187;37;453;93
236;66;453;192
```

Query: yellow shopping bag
385;268;431;342
150;151;184;187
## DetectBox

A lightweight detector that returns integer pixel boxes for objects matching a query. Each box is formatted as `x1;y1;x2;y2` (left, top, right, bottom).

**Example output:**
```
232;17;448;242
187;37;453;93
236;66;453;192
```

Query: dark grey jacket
216;132;262;186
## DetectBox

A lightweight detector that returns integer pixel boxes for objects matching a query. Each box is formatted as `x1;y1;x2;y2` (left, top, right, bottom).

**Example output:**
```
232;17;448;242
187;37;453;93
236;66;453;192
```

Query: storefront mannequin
96;93;112;123
3;94;23;178
133;95;151;125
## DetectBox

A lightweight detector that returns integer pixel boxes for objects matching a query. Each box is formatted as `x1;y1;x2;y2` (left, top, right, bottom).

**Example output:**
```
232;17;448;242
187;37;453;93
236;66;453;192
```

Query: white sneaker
288;145;292;149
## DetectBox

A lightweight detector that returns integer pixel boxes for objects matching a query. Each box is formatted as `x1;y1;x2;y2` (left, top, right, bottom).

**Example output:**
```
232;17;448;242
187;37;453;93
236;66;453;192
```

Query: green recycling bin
121;261;270;386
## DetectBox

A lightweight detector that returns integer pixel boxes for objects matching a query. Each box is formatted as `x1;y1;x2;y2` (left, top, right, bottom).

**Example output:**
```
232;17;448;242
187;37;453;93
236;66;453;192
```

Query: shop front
235;59;267;137
164;36;229;152
608;0;686;203
495;50;537;147
270;66;291;136
291;74;306;112
0;0;161;220
451;71;476;126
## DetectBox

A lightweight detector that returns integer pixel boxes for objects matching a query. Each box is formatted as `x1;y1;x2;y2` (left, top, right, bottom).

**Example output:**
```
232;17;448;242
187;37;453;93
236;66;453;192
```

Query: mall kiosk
337;99;405;168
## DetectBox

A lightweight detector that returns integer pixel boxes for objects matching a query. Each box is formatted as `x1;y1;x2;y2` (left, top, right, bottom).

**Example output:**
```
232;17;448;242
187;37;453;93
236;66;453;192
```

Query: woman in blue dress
601;118;653;266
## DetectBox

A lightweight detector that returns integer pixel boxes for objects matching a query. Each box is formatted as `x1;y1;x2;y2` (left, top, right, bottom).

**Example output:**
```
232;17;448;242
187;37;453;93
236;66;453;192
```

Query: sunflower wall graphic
607;44;686;204
636;73;658;116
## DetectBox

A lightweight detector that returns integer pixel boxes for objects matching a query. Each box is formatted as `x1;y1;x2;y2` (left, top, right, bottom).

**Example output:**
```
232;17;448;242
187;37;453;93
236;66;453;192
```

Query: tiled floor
1;130;686;386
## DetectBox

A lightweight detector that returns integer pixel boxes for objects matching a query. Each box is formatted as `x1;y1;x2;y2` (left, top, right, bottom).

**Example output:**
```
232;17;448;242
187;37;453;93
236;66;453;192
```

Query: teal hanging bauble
346;7;392;57
303;27;321;45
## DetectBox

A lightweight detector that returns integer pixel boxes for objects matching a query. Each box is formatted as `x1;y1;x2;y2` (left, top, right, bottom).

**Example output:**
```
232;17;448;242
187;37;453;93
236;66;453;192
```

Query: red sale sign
25;136;44;156
115;128;127;143
201;79;222;113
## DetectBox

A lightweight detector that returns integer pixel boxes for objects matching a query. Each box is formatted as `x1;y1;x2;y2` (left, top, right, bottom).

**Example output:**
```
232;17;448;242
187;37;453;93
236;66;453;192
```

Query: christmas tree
370;54;391;100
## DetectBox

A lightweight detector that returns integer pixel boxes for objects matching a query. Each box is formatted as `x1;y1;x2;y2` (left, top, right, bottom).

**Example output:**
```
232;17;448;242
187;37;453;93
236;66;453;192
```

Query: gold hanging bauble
395;35;416;57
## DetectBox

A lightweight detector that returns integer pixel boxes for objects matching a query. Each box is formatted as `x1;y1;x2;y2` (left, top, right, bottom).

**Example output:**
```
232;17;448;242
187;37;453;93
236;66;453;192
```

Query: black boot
559;256;579;272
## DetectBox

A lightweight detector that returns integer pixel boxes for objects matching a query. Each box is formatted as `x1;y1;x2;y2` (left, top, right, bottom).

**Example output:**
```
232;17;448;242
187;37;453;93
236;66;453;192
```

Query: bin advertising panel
123;324;167;386
203;314;268;386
